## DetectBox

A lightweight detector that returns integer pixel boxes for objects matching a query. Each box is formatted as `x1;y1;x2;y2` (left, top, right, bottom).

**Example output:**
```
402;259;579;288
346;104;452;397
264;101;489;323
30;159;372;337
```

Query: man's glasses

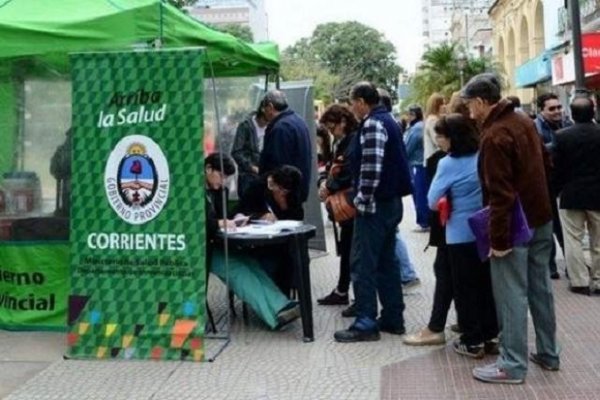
547;105;563;112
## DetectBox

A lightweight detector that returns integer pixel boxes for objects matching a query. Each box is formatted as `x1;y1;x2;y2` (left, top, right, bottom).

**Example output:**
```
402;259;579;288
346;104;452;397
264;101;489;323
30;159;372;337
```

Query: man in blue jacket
534;92;570;279
258;90;312;206
334;82;412;342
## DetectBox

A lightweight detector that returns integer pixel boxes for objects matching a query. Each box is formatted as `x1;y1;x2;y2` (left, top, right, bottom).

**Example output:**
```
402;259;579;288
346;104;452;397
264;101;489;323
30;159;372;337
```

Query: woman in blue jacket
427;114;498;359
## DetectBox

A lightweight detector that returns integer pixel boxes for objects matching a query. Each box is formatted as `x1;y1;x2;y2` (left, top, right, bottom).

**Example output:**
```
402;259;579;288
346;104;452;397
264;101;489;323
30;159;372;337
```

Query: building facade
423;0;493;55
488;0;545;104
187;0;268;42
449;0;493;57
549;0;600;108
422;0;454;49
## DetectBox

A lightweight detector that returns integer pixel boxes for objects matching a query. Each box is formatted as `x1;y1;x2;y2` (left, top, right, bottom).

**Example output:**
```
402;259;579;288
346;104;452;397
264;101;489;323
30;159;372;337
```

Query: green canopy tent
0;0;279;77
0;0;280;175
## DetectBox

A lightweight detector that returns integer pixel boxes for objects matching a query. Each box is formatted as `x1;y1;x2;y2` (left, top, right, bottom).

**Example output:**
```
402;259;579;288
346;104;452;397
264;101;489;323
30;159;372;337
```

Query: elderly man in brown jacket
461;74;560;384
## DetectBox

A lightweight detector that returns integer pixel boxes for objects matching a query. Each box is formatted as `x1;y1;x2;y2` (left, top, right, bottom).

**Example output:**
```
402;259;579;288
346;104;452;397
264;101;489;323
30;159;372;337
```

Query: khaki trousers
559;209;600;289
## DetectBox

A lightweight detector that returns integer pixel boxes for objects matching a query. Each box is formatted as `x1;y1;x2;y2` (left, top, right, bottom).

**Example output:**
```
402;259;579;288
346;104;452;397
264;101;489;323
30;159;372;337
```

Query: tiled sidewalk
3;198;598;399
381;266;600;400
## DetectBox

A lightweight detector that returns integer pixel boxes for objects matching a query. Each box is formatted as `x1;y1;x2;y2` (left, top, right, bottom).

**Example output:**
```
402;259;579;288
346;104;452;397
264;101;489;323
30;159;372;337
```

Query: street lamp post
568;0;585;90
457;55;468;87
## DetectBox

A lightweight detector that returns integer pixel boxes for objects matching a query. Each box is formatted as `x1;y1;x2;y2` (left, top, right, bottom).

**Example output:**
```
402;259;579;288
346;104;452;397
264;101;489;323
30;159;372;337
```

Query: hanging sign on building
552;33;600;85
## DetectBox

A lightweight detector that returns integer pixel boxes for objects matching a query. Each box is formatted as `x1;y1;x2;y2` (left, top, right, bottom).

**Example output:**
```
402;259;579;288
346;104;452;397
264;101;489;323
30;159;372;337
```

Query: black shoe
452;339;484;359
341;303;356;318
275;303;300;329
317;290;349;305
484;339;500;355
529;352;560;371
450;324;462;334
377;319;406;335
334;326;380;343
550;272;560;280
569;286;590;296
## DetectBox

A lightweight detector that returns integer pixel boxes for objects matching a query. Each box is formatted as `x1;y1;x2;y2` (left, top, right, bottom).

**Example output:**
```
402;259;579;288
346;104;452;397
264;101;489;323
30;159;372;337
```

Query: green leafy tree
406;42;501;107
280;55;353;104
283;21;403;102
168;0;195;9
211;23;254;42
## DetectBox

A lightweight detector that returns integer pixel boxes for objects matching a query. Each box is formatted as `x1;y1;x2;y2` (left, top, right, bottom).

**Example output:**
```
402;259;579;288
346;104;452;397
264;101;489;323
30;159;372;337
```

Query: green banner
0;243;69;330
68;49;206;361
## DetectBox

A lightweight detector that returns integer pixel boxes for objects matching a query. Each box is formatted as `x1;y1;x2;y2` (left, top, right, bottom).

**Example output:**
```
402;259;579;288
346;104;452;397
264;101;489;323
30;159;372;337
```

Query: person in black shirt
204;153;299;330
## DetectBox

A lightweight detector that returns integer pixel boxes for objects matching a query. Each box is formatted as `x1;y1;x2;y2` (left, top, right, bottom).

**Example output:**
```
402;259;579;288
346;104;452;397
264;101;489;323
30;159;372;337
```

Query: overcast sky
264;0;424;73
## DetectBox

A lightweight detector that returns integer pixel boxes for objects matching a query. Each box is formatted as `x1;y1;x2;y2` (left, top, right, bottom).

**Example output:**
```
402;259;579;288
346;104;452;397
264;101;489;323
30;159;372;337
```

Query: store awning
515;52;552;88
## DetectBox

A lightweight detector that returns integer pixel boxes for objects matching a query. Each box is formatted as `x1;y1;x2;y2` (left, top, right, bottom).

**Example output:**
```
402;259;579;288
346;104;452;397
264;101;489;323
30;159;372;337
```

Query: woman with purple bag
426;113;498;359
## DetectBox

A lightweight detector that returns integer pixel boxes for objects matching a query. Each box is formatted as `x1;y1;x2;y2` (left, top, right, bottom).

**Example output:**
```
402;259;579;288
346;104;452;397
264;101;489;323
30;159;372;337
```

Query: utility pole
568;0;585;89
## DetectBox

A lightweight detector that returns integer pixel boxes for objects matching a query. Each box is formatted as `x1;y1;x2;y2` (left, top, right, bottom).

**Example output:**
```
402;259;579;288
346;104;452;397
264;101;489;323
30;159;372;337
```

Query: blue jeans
411;165;430;228
490;222;560;379
395;231;417;283
351;197;405;330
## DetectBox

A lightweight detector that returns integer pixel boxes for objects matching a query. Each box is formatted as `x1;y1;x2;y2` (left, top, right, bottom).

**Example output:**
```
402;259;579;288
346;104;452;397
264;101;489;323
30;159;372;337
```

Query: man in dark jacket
534;92;569;279
333;81;412;343
534;93;569;150
258;90;312;203
554;96;600;296
231;110;267;197
462;74;559;384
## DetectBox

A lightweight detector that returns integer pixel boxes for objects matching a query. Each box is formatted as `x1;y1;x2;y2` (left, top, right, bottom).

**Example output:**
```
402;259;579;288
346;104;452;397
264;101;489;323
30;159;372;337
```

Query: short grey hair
261;90;288;112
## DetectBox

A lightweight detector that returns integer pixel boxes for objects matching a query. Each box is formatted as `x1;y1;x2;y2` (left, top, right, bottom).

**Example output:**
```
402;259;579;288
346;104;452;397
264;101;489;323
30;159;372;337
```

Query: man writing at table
235;165;305;295
204;153;300;329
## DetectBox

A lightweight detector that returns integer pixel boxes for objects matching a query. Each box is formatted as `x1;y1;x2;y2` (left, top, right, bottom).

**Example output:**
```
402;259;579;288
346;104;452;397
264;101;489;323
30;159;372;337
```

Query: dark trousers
427;246;454;333
254;244;291;295
550;196;565;274
411;165;430;228
351;197;405;329
336;222;353;293
237;172;259;199
448;242;498;345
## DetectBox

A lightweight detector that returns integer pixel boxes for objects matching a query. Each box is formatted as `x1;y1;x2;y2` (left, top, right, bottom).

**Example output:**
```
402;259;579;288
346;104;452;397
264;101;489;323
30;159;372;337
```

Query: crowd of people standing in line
207;77;599;386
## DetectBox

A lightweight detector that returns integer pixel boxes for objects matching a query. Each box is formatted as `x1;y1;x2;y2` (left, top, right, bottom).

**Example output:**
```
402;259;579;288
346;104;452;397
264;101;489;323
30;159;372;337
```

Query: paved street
1;199;599;400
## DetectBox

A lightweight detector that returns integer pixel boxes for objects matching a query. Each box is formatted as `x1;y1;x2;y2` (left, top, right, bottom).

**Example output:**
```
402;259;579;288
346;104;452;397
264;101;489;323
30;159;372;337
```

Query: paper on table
272;220;303;229
220;220;303;235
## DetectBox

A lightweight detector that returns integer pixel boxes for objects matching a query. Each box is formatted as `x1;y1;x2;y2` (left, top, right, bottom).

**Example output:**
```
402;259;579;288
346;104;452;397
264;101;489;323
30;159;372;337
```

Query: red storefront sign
552;32;600;85
582;32;600;72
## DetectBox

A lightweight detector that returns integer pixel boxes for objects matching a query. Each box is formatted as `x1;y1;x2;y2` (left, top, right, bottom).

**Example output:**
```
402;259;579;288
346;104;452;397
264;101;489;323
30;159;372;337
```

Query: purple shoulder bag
467;198;534;261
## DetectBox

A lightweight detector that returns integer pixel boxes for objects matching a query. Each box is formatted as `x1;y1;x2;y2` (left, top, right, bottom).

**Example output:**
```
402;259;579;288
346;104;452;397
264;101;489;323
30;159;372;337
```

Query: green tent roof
0;0;279;77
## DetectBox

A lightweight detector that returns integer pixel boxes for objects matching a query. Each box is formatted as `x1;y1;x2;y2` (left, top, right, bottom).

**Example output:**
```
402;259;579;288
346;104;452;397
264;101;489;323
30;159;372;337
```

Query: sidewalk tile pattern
5;199;600;399
381;261;600;400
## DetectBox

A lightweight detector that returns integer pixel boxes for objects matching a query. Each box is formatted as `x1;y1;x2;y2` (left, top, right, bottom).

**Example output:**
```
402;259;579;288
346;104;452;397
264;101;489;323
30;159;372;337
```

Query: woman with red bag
315;104;359;308
425;113;498;359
